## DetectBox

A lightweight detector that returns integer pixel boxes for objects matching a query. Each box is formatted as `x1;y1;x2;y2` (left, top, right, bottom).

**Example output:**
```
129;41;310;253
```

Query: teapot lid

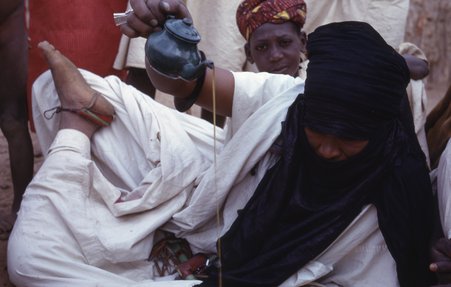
165;17;201;43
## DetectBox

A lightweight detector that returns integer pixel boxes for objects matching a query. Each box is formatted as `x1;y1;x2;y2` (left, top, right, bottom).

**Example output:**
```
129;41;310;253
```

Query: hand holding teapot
119;0;191;38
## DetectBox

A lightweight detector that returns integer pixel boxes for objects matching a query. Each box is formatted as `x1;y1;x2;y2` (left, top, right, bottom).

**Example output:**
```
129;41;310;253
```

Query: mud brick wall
406;0;451;89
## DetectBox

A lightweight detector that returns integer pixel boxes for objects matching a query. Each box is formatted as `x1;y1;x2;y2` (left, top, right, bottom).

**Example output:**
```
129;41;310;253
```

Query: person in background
0;0;34;240
236;0;307;79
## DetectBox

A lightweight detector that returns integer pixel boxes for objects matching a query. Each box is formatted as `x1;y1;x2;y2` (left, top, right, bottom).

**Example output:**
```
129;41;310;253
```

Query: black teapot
145;16;210;81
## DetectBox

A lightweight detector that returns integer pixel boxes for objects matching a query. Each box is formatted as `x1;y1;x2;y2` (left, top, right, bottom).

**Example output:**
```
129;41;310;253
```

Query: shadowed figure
0;0;33;240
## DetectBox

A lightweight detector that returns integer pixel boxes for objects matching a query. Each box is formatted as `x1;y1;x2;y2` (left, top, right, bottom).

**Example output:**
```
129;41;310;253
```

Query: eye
255;44;267;51
279;39;292;47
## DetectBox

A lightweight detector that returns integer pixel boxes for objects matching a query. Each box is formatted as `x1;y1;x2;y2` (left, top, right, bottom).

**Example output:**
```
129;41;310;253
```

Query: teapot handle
179;49;213;80
174;51;214;112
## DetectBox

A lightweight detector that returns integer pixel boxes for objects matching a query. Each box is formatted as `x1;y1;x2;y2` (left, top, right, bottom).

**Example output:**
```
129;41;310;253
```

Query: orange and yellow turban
236;0;307;40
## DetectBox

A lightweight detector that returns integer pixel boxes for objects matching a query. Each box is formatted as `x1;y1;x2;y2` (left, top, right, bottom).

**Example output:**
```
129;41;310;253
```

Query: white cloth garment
114;0;409;73
9;70;398;286
303;0;409;49
186;0;247;72
434;139;451;238
406;79;430;166
398;42;431;167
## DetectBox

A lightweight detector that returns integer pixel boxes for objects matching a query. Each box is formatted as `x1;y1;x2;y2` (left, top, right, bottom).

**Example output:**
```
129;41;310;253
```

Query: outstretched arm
121;0;235;117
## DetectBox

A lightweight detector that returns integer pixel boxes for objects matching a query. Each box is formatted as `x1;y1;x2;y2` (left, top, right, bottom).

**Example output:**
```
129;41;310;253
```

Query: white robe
8;70;399;286
434;139;451;238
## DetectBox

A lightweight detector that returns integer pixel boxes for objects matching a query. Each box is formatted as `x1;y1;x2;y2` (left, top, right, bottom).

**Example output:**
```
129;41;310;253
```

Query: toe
37;40;57;58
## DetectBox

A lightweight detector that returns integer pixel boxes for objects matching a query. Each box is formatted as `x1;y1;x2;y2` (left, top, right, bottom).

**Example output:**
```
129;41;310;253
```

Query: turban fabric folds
236;0;307;40
303;21;411;140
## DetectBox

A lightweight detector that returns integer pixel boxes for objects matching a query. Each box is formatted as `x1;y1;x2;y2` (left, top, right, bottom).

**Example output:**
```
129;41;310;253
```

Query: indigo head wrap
236;0;307;40
303;21;410;139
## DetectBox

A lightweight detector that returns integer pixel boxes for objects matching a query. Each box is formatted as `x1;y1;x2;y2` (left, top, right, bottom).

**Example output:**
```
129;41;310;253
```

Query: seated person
7;1;440;286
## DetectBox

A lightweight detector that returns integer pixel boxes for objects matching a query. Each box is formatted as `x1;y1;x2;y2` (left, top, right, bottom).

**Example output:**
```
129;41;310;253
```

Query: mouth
270;67;287;74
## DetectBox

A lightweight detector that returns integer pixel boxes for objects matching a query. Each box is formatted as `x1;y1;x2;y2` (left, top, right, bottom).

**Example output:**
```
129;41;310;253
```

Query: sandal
149;233;216;280
43;91;115;127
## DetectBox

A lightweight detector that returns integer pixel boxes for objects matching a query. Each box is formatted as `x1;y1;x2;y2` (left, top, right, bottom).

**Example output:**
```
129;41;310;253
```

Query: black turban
303;21;411;139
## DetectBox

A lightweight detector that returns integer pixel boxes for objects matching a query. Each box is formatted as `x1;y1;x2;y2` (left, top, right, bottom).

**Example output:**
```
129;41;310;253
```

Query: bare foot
38;41;115;137
0;212;16;240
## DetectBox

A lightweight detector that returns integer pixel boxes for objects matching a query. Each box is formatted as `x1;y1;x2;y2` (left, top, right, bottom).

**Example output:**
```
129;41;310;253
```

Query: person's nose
316;140;342;160
269;46;283;62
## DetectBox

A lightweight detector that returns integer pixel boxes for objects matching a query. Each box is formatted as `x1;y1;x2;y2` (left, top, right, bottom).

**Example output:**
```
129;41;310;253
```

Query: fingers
120;0;191;38
431;261;451;272
120;12;155;38
435;238;451;258
430;238;451;285
159;0;191;21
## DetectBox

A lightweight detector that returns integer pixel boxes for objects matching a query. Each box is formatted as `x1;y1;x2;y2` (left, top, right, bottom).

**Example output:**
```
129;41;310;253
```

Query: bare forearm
195;67;234;117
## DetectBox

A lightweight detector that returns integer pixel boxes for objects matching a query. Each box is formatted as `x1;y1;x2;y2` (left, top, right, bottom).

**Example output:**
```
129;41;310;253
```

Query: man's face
246;22;306;77
304;127;369;161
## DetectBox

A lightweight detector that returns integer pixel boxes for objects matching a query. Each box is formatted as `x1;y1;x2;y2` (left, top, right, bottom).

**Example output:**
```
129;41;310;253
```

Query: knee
7;223;41;286
7;207;68;286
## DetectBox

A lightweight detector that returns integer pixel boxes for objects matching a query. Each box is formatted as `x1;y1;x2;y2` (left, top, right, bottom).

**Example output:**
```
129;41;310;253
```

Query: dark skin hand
403;54;429;80
430;237;451;286
120;0;191;38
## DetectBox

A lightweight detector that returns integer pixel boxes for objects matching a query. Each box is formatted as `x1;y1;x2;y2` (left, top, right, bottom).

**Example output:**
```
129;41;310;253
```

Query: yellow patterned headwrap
236;0;307;40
